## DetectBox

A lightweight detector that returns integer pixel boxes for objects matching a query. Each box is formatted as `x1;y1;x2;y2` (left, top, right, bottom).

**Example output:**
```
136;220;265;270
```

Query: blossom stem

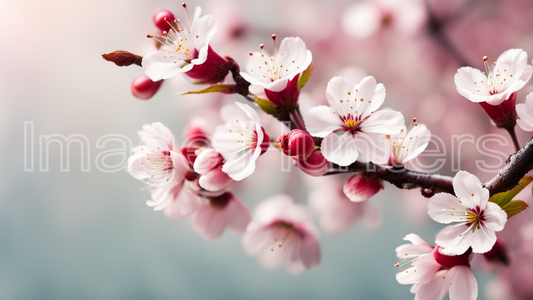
289;109;306;130
504;125;520;152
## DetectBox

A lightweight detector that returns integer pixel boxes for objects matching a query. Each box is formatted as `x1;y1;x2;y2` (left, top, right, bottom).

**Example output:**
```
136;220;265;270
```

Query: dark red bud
102;51;143;67
131;75;163;100
153;10;176;32
279;129;315;159
179;145;199;166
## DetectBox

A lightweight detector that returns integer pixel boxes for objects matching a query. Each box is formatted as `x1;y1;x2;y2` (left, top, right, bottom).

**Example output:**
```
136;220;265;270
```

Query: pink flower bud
258;127;270;156
153;10;175;32
194;149;222;175
343;173;383;202
479;92;517;129
279;129;315;159
183;118;211;147
433;246;471;269
264;73;300;111
296;151;331;176
179;145;199;167
131;75;163;100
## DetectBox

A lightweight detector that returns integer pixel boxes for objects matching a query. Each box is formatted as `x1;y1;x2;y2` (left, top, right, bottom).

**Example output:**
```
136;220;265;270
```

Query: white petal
304;105;342;137
396;266;417;284
448;266;477;300
222;151;257;181
277;37;312;81
189;15;217;59
353;76;378;117
360;109;404;135
415;269;451;300
482;202;507;231
469;226;496;253
452;171;489;209
353;132;390;164
325;76;354;114
435;223;470;250
428;193;467;224
516;92;533;131
264;77;289;92
402;123;432;165
361;83;386;119
321;132;358;166
142;51;186;81
454;67;491;102
494;48;528;93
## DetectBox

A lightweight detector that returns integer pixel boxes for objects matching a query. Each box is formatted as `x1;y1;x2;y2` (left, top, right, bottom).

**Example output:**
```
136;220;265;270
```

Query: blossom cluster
104;2;533;299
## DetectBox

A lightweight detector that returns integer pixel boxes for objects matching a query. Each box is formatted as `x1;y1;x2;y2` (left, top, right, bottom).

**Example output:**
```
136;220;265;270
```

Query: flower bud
199;166;234;192
479;92;517;129
279;129;315;159
131;75;163;100
343;173;383;202
296;151;331;176
153;9;176;32
263;74;301;112
179;145;199;167
183;118;211;147
433;246;471;268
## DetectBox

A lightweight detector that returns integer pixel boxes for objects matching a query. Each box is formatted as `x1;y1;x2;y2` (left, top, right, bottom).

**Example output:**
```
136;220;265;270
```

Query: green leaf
181;84;235;95
501;200;529;218
255;97;278;115
297;62;314;90
489;176;533;207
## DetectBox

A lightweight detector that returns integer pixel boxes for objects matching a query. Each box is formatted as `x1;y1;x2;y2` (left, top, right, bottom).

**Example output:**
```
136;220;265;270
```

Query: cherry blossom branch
325;136;533;197
484;136;533;195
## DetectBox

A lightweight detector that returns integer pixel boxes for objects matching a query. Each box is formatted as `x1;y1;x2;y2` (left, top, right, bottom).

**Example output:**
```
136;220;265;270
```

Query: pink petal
163;188;202;220
435;224;472;255
299;233;321;269
452;171;489;209
193;202;228;240
193;149;222;175
343;173;383;202
241;227;274;255
415;269;451;300
415;253;442;284
396;267;417;285
198;166;234;192
403;233;431;246
226;195;252;235
428;193;467;224
304;105;342;138
321;131;358;166
448;266;477;300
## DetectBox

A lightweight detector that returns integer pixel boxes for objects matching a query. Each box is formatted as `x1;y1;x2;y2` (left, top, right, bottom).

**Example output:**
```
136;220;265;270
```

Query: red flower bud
479;92;517;129
279;129;315;159
153;10;176;32
343;173;383;202
296;151;331;176
131;75;163;100
433;246;471;268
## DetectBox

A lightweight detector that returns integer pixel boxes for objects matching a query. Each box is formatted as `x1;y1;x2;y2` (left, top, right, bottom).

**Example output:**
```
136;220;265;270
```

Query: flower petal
415;269;451;300
226;195;252;235
452;170;489;209
304;105;342;138
360;109;404;135
193;202;228;240
142;51;188;81
448;266;478;300
415;253;441;284
325;76;354;114
198;166;234;191
299;233;321;270
321;131;358;166
482;202;507;231
353;131;390;164
428;193;467;224
454;67;491;103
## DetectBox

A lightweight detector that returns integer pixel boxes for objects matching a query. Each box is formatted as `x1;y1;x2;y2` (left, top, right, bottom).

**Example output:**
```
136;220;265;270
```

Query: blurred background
2;0;533;299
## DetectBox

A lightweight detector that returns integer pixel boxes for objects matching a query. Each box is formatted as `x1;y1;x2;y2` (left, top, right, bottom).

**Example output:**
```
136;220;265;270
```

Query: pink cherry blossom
516;92;533;131
395;235;478;300
193;192;251;240
428;171;507;255
212;102;270;181
304;76;404;166
386;118;431;167
240;36;312;102
455;49;533;106
241;195;321;274
128;122;201;218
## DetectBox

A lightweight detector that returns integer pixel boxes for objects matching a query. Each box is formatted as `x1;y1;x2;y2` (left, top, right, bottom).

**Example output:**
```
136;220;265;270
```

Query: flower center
465;205;485;230
484;56;503;95
340;113;361;132
270;221;296;251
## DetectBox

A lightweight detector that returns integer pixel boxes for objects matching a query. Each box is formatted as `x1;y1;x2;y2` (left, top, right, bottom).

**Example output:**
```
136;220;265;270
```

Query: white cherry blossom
142;6;217;81
304;76;404;166
428;171;507;255
386;118;431;167
212;102;269;181
455;49;533;106
240;36;312;99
